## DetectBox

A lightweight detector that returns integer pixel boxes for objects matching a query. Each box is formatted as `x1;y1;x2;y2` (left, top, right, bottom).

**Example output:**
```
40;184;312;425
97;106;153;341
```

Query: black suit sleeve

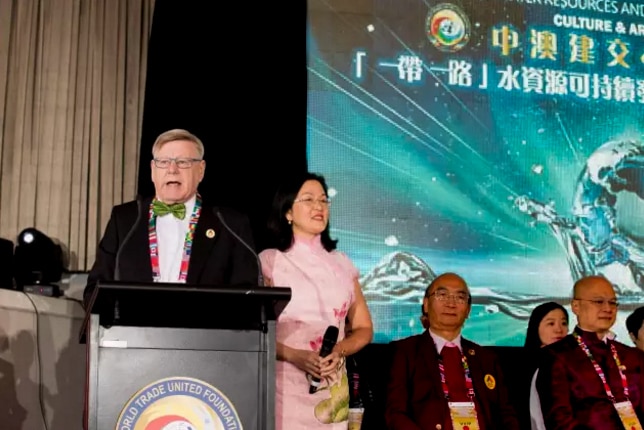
83;207;120;307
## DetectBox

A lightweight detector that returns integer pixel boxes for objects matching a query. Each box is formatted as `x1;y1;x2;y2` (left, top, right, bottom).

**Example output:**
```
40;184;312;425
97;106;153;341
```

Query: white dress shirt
529;370;546;430
155;195;196;283
428;329;463;353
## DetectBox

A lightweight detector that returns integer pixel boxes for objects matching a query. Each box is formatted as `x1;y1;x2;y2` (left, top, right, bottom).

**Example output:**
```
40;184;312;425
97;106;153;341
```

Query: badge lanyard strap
149;196;202;282
435;342;476;401
573;332;629;403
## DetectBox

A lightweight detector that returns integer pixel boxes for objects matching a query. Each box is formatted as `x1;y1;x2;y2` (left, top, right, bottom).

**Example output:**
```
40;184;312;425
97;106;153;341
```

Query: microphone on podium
215;210;264;286
216;209;271;333
112;196;143;321
114;196;143;282
310;325;340;394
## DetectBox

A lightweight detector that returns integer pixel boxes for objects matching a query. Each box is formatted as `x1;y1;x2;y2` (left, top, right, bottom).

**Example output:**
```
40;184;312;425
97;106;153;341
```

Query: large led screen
307;0;644;345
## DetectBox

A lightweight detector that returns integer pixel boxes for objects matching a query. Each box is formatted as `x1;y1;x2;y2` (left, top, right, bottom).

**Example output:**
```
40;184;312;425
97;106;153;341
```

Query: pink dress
259;235;358;429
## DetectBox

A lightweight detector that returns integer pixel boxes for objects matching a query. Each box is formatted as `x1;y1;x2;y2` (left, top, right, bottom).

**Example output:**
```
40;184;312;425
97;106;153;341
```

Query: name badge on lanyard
434;339;481;430
448;401;480;430
574;332;643;430
614;401;643;430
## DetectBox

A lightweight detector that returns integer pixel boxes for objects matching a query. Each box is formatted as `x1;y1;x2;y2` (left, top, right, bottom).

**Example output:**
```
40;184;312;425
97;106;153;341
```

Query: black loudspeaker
0;238;14;289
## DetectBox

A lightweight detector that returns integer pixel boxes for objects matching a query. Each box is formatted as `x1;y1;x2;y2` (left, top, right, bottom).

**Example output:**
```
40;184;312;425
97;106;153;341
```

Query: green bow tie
152;200;186;220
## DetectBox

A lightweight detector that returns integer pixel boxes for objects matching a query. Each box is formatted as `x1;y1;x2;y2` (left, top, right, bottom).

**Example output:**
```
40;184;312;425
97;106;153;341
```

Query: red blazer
384;331;520;430
537;329;644;430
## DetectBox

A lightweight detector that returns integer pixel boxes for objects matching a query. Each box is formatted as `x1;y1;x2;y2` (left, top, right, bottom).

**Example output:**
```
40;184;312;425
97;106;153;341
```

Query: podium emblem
115;376;243;430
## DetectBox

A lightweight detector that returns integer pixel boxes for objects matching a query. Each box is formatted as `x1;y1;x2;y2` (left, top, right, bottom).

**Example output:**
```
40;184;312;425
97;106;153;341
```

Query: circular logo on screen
426;3;470;52
114;377;243;430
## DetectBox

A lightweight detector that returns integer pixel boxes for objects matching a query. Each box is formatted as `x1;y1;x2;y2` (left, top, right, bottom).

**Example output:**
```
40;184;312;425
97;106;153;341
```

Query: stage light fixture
14;228;64;289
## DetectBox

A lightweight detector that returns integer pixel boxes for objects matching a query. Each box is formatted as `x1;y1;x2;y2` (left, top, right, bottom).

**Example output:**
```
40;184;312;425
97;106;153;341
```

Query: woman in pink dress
259;172;373;429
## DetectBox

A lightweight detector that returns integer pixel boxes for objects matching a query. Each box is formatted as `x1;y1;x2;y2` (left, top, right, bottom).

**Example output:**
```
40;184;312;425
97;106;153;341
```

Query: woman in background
523;301;569;430
259;172;373;429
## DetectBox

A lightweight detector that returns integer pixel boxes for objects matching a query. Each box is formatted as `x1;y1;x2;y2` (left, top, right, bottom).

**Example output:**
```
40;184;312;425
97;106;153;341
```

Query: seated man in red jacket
385;272;520;430
537;275;644;429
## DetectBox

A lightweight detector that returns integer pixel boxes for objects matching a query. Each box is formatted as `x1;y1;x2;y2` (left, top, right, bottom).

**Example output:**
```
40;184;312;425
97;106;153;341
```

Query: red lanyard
148;197;202;282
573;332;629;403
434;341;475;401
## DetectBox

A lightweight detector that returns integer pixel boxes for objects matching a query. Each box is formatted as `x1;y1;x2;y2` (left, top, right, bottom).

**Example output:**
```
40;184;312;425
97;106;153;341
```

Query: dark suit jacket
537;330;644;430
384;331;520;430
83;197;259;306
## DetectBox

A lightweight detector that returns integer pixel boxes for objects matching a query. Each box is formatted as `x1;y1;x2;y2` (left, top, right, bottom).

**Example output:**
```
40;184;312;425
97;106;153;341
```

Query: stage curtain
0;0;155;270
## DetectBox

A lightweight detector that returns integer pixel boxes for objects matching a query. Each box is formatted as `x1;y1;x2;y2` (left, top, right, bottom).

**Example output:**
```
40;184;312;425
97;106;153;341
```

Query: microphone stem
215;211;264;286
112;197;143;324
215;210;267;333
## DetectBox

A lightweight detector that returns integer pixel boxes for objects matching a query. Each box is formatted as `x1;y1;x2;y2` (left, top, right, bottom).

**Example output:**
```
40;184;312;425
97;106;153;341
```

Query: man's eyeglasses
428;290;470;305
153;158;202;169
574;298;619;308
293;197;331;207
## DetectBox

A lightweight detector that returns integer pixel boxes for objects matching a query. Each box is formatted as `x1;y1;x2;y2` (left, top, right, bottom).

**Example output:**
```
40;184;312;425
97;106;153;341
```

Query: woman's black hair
266;172;338;252
524;301;569;350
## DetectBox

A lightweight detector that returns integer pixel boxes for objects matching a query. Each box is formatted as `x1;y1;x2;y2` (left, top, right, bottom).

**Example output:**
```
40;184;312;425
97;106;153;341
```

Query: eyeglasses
293;197;331;207
153;158;202;169
428;290;470;305
574;298;619;308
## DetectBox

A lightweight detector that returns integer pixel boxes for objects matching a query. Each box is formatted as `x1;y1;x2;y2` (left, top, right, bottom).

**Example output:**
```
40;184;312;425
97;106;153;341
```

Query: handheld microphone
112;196;143;321
309;325;340;394
216;210;264;286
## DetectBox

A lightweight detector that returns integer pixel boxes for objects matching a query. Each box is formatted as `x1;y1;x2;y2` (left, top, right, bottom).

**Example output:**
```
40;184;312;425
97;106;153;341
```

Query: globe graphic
570;138;644;293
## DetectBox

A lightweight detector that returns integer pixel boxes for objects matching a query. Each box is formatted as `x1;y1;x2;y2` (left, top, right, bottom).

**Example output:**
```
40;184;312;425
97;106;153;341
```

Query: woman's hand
320;351;344;378
288;349;323;379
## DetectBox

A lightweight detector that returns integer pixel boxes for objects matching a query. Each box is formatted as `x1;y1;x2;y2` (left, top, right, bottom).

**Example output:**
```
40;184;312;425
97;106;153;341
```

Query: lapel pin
484;374;496;390
206;229;216;239
468;348;475;356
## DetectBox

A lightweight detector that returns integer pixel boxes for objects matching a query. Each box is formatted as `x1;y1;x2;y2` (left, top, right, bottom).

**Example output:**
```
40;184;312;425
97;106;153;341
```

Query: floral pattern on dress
314;372;349;424
310;335;323;352
333;301;349;325
258;239;357;429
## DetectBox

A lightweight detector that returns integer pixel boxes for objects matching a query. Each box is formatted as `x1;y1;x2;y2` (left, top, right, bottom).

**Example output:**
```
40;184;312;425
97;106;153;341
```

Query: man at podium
83;128;259;306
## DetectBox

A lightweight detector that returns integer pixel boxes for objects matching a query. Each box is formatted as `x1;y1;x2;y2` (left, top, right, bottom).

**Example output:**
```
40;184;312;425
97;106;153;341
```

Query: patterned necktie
152;200;186;220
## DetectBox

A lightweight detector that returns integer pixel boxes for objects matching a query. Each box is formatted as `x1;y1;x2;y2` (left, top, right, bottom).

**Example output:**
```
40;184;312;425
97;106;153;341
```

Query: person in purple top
537;275;644;429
